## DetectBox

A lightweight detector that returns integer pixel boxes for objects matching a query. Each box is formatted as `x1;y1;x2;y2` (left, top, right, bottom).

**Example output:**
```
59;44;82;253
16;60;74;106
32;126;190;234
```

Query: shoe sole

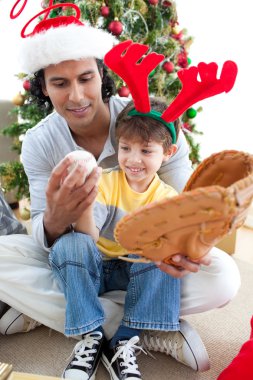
0;310;23;335
179;319;210;372
62;362;99;380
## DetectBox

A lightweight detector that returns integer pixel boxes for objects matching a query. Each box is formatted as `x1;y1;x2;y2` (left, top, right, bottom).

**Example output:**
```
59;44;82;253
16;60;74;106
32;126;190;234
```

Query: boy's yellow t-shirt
93;167;178;258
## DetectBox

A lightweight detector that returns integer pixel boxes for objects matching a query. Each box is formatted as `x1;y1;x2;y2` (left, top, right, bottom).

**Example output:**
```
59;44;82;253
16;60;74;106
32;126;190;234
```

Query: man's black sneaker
63;331;105;380
101;336;144;380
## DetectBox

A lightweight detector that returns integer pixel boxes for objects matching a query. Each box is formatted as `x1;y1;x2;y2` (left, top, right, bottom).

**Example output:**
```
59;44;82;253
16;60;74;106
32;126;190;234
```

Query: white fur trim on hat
19;24;117;74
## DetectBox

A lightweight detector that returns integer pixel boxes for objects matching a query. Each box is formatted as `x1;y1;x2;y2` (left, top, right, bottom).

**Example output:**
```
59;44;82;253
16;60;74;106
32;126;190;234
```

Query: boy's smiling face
118;137;175;192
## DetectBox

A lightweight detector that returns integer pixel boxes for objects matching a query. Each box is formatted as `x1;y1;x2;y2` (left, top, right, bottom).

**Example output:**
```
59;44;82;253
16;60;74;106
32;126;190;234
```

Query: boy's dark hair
115;97;180;152
29;59;116;113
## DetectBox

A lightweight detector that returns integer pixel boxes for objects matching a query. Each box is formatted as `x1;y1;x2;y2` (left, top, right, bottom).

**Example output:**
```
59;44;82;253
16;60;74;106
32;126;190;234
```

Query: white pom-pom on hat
19;23;117;74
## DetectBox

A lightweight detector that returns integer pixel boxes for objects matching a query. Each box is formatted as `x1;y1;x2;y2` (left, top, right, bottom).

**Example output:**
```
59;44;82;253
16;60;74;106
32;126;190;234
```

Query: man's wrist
62;224;74;235
43;215;73;246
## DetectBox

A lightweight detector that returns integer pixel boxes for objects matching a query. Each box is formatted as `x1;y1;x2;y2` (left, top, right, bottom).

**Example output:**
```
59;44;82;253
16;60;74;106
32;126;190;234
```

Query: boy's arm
74;205;99;242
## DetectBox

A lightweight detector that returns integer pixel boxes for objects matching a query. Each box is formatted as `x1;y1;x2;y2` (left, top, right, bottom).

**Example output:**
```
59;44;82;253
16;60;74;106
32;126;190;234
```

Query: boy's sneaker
63;331;105;380
101;336;144;380
141;319;210;372
0;307;41;335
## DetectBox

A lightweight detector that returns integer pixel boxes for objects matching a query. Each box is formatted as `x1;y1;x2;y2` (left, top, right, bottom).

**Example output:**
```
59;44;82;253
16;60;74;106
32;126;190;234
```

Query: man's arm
22;128;101;248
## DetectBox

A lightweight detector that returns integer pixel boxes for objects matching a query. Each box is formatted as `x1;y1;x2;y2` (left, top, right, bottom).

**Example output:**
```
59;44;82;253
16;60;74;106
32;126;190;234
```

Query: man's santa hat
18;4;116;75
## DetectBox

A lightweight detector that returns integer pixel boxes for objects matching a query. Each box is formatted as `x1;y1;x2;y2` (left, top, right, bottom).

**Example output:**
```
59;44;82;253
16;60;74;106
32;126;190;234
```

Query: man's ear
42;83;48;97
40;76;48;97
163;144;178;162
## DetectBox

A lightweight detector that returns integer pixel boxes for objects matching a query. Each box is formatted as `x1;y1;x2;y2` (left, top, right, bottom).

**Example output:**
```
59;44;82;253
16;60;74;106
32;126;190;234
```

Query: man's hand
43;155;101;245
155;252;211;278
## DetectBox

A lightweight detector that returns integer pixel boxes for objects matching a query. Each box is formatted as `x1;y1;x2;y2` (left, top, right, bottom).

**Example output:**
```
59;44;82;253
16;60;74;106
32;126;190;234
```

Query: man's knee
180;248;241;314
207;248;241;307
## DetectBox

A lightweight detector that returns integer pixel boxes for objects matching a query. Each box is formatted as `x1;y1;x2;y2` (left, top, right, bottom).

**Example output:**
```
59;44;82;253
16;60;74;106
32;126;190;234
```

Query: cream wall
175;0;252;159
0;0;41;99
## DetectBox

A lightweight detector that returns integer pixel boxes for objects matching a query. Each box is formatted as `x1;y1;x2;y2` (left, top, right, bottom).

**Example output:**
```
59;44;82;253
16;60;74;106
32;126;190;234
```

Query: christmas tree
0;0;202;202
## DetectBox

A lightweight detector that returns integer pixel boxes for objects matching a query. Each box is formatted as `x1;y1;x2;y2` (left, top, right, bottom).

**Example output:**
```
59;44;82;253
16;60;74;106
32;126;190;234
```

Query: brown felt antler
104;40;164;113
162;61;238;122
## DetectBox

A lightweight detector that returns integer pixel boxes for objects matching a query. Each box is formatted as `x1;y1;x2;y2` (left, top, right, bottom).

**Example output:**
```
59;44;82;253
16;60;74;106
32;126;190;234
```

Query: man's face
42;58;104;133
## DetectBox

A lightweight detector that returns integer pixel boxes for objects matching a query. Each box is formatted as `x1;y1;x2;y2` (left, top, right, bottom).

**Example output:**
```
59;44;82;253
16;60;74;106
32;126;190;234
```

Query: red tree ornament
118;85;130;97
108;19;123;36
23;79;31;91
163;61;174;73
171;31;183;41
177;51;188;68
100;5;110;17
162;0;172;7
149;0;159;4
182;122;192;132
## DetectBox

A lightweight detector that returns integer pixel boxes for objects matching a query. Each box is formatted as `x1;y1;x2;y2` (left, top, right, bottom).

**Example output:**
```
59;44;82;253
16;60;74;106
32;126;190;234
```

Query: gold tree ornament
136;0;148;14
19;206;31;221
12;92;25;106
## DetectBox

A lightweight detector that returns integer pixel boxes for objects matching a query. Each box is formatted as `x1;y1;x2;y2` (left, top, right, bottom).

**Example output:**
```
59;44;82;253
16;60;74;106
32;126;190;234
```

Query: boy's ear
163;144;178;161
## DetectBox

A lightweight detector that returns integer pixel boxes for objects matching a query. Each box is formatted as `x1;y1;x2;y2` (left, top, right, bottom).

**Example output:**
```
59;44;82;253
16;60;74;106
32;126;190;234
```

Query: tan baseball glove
114;150;253;264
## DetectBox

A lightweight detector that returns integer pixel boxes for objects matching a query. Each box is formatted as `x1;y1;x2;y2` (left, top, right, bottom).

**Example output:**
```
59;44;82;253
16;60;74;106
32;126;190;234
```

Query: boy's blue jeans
49;232;180;337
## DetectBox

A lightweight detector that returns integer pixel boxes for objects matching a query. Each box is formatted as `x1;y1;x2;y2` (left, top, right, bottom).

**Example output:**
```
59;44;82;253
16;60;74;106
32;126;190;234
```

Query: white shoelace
142;332;183;359
23;315;41;332
69;331;103;369
110;336;146;376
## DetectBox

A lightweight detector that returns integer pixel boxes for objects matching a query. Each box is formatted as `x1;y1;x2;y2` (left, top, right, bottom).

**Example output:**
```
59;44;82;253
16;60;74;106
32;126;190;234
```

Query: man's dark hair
29;59;116;113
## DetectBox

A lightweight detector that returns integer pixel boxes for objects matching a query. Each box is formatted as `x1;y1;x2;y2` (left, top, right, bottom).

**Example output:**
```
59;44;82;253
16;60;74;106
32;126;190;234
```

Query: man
0;7;240;378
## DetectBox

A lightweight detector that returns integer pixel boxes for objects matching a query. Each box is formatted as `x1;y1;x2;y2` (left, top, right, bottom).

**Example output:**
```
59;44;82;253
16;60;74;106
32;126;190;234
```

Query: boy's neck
125;172;156;193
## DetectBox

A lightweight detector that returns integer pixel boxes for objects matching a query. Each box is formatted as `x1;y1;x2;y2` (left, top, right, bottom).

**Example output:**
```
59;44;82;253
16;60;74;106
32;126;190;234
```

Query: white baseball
66;150;97;183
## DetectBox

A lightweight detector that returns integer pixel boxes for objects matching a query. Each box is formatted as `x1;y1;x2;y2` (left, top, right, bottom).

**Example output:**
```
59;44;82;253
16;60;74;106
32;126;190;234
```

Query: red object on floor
217;317;253;380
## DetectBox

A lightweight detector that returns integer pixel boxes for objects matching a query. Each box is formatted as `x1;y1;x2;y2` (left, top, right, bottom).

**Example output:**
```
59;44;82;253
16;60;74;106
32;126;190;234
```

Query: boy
49;98;209;380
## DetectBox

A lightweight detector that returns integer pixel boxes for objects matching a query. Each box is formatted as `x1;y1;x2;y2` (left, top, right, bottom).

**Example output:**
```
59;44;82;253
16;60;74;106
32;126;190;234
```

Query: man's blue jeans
49;232;180;337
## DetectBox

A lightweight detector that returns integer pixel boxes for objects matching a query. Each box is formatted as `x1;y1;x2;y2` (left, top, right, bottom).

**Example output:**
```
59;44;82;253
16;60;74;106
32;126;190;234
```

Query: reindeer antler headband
104;40;238;143
12;1;116;74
